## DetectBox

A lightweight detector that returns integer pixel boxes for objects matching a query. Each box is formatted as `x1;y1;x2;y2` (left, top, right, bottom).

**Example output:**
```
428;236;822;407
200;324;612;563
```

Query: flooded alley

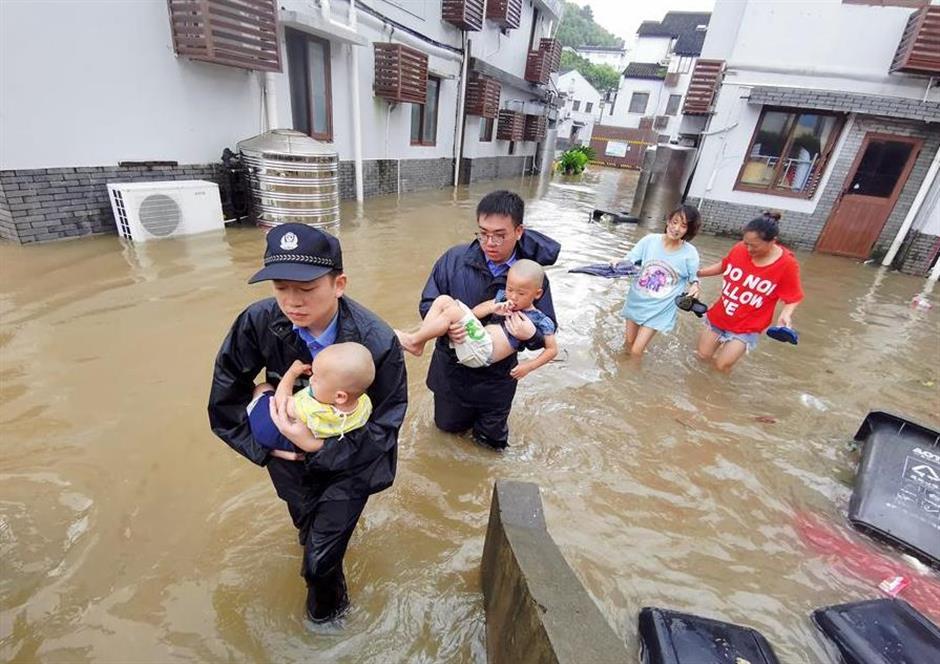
2;166;939;663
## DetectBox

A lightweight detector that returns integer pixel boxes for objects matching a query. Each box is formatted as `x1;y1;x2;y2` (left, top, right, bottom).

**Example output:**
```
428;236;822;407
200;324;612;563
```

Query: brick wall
698;115;940;260
459;155;531;184
748;86;940;123
898;231;940;276
0;164;219;244
399;158;454;193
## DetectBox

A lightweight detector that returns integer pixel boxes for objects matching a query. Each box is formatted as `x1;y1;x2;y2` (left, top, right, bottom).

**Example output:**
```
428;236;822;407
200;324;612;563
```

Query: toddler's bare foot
395;330;425;357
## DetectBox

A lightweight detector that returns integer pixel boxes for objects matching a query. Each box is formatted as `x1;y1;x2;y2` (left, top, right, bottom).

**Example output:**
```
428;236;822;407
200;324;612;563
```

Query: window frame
585;101;594;113
629;92;649;114
572;100;581;111
665;94;682;116
285;28;333;142
479;116;494;143
733;106;846;199
411;75;441;146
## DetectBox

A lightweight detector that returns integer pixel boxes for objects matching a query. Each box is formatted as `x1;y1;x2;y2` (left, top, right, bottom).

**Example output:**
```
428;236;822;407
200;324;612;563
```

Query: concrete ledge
481;480;626;664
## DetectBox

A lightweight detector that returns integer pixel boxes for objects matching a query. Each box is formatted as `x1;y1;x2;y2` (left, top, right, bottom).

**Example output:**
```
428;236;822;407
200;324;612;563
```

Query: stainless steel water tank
635;145;695;225
237;129;339;229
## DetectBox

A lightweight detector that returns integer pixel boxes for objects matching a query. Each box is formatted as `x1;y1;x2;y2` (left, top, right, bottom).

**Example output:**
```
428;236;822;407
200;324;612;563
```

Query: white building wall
0;0;553;170
0;0;265;170
687;0;940;212
555;70;600;146
631;37;671;64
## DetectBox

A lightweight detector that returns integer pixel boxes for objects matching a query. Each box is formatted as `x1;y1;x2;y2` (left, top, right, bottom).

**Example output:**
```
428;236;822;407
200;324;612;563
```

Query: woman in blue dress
617;205;701;355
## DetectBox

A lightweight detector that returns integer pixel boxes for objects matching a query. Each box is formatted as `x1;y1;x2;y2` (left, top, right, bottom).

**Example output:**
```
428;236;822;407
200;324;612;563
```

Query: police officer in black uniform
209;224;407;624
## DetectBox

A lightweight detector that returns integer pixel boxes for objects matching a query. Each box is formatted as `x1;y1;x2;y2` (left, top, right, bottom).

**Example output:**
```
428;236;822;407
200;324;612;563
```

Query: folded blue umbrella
766;326;799;345
568;262;640;278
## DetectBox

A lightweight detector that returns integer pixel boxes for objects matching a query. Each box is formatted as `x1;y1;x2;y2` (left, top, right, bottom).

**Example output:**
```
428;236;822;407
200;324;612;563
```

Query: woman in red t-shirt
696;212;804;372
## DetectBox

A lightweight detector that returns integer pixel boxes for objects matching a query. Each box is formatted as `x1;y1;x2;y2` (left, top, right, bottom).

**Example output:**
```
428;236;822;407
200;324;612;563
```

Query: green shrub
558;149;589;175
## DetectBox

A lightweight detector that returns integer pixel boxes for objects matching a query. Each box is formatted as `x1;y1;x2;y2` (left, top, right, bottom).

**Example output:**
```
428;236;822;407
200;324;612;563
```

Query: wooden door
816;134;922;258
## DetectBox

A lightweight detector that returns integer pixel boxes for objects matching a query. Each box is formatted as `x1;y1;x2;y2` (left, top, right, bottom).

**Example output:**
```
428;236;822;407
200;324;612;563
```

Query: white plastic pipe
882;143;940;267
264;71;279;130
349;1;364;202
453;34;469;187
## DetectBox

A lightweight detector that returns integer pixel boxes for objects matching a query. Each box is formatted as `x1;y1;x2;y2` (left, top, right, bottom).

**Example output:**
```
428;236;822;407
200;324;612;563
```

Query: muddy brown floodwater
2;167;939;663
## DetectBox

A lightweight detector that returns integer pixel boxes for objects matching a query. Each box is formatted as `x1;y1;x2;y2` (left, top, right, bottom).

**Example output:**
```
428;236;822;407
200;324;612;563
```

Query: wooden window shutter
373;43;429;104
539;38;562;73
486;0;522;30
891;5;940;75
496;110;525;141
682;59;724;115
525;50;551;84
442;0;485;32
653;115;669;129
523;114;546;141
465;75;501;118
167;0;281;72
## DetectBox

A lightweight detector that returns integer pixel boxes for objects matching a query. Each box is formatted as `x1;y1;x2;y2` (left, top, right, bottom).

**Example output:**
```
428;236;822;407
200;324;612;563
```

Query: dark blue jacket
419;229;560;408
208;296;407;500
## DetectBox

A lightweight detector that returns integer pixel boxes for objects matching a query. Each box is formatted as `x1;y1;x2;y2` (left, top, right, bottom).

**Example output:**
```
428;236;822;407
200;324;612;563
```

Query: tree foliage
555;2;624;49
560;50;621;93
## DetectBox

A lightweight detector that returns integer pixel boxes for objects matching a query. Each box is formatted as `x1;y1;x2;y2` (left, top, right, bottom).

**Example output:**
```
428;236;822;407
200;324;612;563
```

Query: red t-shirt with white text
706;242;803;334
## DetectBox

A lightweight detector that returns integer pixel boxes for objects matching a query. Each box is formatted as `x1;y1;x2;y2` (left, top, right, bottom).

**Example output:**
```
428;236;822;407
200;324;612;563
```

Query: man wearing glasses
418;190;560;449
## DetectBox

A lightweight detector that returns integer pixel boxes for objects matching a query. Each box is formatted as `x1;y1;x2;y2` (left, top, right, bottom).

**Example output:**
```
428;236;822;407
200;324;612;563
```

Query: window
585;101;593;113
286;29;333;141
736;108;845;197
572;100;581;111
665;94;681;116
609;102;615;115
677;57;693;74
480;116;494;143
658;134;670;144
629;92;649;114
411;76;440;146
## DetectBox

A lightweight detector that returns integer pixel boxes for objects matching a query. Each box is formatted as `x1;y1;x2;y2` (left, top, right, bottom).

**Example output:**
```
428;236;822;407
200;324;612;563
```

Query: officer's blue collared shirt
294;311;339;359
485;251;518;277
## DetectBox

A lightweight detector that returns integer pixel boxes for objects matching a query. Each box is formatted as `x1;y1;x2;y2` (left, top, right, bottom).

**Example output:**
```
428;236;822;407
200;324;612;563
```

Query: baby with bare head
397;259;558;380
248;342;375;453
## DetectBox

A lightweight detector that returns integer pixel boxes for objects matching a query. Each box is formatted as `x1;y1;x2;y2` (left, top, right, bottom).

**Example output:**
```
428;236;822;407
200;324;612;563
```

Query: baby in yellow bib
247;342;375;453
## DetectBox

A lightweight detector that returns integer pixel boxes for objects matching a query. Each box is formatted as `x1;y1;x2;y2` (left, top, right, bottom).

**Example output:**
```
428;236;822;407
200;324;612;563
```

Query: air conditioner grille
138;194;182;237
113;189;131;239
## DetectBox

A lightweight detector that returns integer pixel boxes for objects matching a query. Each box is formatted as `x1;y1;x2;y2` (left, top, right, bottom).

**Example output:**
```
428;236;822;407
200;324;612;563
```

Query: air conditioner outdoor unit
107;180;224;242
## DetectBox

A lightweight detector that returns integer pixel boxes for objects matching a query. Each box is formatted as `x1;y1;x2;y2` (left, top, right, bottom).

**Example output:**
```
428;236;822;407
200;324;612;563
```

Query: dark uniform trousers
267;457;367;621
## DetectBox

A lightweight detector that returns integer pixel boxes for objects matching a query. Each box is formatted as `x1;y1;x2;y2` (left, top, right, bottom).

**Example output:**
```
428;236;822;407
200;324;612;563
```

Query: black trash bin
638;607;780;664
812;598;940;664
848;411;940;567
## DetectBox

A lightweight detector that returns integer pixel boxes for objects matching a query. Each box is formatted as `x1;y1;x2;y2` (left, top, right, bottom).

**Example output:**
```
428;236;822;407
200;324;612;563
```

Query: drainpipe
348;0;364;202
264;72;279;130
453;34;469;187
882;143;940;267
